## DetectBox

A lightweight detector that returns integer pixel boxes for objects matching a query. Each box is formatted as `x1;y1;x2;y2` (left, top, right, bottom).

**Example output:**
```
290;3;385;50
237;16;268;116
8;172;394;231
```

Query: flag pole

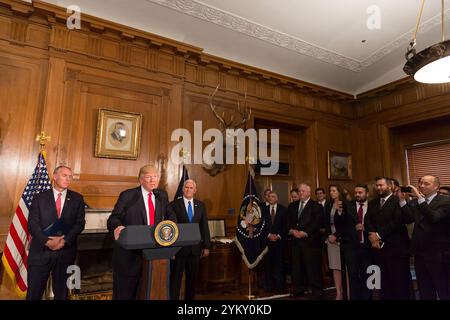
35;131;55;300
246;156;255;300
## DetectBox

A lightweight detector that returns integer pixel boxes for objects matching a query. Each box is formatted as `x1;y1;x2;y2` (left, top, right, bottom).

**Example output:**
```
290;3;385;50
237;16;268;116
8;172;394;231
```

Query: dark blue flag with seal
234;169;268;269
174;165;189;200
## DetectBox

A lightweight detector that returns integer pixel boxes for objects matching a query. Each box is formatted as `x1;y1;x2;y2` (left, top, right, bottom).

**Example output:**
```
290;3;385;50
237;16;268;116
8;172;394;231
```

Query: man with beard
364;177;411;300
335;184;373;300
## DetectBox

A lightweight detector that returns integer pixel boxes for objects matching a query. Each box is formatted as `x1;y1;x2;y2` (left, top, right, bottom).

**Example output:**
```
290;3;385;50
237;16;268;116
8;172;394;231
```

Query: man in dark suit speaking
27;165;85;300
107;165;175;300
169;179;211;300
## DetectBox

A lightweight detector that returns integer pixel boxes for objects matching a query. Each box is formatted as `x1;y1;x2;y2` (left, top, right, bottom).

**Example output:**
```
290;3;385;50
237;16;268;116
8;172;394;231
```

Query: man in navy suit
169;179;211;300
27;165;85;300
107;165;175;300
262;191;287;293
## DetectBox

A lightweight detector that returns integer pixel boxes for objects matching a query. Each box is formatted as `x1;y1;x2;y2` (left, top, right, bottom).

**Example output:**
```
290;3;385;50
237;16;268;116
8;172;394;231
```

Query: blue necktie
187;201;193;222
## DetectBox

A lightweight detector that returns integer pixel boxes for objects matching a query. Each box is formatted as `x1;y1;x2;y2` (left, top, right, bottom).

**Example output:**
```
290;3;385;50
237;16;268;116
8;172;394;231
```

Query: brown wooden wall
1;0;450;299
354;79;450;187
0;0;355;252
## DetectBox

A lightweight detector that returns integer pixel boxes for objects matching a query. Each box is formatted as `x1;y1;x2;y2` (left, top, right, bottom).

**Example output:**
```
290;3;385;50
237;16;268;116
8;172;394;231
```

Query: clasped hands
368;232;382;249
267;233;281;242
289;229;307;239
45;236;65;251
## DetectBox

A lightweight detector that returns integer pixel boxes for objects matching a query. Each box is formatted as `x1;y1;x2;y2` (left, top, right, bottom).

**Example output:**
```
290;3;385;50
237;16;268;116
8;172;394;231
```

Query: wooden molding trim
0;0;355;104
355;76;416;100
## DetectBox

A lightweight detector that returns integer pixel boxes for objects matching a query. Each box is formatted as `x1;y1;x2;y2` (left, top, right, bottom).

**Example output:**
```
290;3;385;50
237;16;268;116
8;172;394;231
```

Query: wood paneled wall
0;0;355;251
354;78;450;186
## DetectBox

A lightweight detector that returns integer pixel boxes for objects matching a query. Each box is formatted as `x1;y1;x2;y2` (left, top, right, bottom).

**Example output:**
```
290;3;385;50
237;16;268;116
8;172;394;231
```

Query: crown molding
148;0;450;72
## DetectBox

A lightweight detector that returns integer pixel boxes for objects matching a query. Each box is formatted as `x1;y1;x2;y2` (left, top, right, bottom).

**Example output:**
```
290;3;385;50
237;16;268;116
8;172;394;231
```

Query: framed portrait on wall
95;108;142;160
327;151;352;180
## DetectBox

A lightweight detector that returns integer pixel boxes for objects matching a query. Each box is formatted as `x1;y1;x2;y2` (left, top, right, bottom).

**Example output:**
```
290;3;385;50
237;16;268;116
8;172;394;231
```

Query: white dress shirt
53;188;67;212
141;186;156;225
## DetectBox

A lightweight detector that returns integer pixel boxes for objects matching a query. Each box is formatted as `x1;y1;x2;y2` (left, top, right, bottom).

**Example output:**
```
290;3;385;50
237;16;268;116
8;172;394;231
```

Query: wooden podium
117;224;200;300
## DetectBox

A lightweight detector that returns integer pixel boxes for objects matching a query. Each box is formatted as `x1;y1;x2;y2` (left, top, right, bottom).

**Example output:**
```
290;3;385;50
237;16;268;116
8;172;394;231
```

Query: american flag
1;152;52;297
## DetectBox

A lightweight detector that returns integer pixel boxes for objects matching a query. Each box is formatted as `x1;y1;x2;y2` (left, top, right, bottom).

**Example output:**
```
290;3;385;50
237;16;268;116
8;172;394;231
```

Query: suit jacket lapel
60;190;72;218
428;195;440;209
192;200;201;223
298;200;311;221
154;193;160;224
45;190;58;219
137;188;148;225
350;203;358;223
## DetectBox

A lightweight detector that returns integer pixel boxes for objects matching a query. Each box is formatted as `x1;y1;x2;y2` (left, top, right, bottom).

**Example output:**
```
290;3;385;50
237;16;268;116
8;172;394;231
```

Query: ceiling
33;0;450;96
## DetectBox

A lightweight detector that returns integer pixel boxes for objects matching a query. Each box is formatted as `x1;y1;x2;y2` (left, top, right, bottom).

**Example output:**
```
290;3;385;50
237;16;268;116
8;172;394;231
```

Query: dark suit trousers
372;248;411;300
343;243;373;300
112;272;141;300
415;251;449;300
170;254;200;300
27;252;72;300
264;241;285;292
291;243;323;299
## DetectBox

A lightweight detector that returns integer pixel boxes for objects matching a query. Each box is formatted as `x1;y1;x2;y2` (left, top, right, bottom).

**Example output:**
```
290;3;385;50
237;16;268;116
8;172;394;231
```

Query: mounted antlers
202;85;252;176
208;84;251;131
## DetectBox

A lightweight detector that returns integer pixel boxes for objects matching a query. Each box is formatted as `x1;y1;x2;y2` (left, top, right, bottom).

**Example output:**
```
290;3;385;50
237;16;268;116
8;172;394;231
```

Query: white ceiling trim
147;0;450;73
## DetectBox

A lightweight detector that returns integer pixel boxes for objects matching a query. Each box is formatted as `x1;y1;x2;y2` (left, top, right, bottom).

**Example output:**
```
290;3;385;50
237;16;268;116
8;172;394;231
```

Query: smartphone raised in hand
400;186;412;193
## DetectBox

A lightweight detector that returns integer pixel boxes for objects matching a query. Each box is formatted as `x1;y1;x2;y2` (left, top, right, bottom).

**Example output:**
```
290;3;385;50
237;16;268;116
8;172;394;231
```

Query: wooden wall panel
0;0;360;298
354;79;450;186
0;51;48;250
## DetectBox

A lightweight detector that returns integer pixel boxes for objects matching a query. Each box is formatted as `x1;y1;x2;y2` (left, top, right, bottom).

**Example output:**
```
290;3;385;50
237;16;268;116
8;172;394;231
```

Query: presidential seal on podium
154;220;179;246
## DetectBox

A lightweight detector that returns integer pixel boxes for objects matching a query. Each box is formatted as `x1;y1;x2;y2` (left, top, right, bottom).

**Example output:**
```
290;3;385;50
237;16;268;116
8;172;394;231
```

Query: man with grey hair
286;183;324;300
27;165;85;300
398;175;450;300
169;179;211;300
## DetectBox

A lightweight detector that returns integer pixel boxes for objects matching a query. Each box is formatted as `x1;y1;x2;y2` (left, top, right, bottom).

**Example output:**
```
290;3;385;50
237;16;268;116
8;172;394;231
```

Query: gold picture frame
327;151;352;180
95;109;142;160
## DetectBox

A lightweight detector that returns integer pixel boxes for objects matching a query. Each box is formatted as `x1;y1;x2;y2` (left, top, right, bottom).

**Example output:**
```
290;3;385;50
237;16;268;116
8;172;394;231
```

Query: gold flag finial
35;131;51;149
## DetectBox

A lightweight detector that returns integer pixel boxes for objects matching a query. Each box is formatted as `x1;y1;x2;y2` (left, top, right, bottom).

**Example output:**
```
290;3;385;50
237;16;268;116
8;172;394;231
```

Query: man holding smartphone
398;175;450;300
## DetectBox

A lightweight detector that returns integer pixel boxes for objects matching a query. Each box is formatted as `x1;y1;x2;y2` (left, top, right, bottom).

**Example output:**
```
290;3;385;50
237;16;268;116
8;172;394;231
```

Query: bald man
107;165;175;300
398;175;450;300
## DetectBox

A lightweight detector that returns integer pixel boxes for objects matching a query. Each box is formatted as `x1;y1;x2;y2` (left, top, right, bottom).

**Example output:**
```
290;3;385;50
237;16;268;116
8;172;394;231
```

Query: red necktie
358;203;364;243
148;192;155;226
56;192;62;218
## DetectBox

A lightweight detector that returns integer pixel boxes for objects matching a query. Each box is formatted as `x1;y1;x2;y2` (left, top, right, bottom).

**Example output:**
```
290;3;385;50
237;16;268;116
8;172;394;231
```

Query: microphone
152;189;160;198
